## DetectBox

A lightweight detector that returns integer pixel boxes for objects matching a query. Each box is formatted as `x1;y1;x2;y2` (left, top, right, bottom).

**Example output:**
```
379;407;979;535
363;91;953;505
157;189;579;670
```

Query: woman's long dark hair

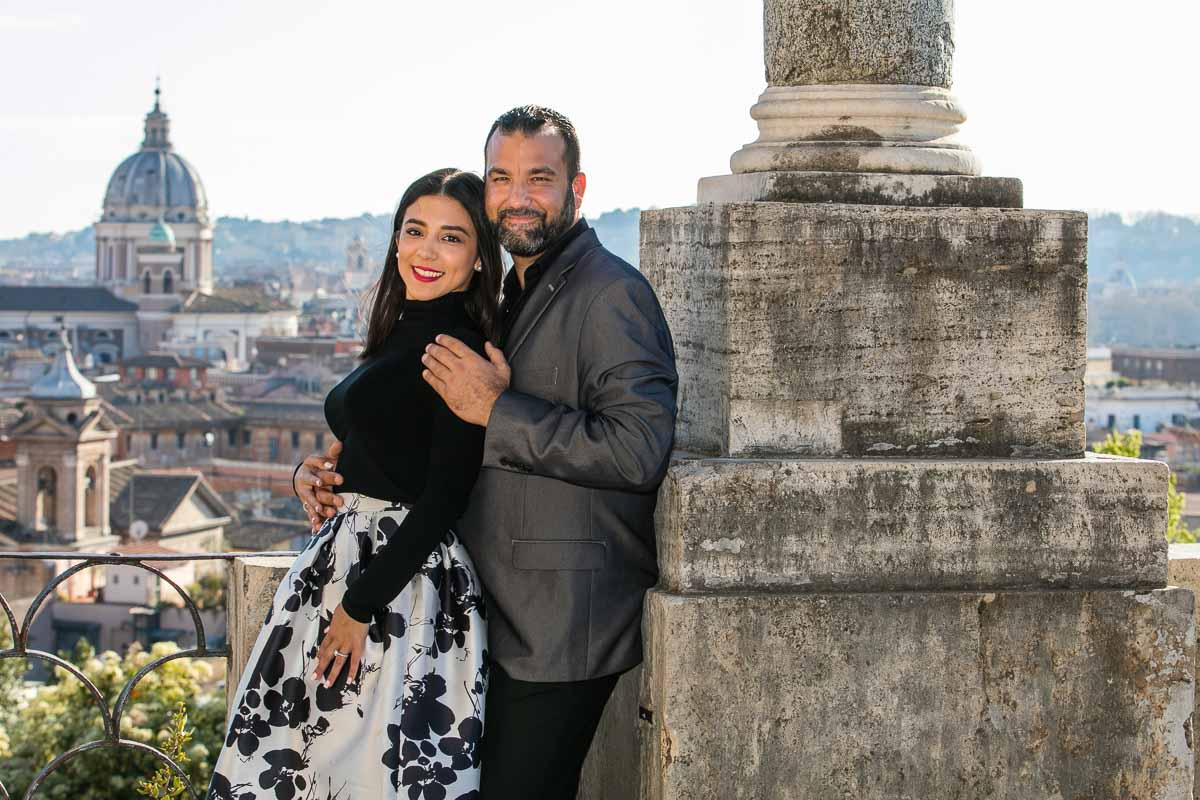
360;168;503;358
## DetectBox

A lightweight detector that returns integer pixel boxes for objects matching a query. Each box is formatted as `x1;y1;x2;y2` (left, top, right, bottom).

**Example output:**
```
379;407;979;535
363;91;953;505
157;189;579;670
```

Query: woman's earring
473;262;482;272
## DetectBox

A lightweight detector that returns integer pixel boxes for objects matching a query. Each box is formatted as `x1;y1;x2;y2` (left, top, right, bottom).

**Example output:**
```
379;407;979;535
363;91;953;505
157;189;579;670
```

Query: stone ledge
227;555;292;711
698;171;1023;208
640;587;1195;800
657;453;1169;593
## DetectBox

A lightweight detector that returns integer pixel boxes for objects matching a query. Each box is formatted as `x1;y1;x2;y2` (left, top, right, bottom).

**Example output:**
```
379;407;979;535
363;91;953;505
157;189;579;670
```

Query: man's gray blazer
458;225;678;683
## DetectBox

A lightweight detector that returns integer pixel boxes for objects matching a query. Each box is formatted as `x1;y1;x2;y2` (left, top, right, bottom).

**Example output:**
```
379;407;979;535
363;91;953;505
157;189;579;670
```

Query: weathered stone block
657;453;1169;592
639;588;1195;800
698;171;1023;208
640;203;1088;458
227;555;291;711
1168;543;1200;800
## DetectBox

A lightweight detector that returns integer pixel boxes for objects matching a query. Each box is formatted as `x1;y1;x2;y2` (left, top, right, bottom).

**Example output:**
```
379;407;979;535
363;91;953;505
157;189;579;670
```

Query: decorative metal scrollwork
0;550;295;800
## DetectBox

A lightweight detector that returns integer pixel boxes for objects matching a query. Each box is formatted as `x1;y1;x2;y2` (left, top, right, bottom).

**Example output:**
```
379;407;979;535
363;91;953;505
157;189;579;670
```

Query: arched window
143;271;152;294
84;466;99;527
163;270;174;294
36;466;57;530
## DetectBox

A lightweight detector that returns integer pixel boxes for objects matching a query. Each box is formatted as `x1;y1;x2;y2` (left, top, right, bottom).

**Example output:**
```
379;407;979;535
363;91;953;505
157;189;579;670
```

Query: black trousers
478;662;621;799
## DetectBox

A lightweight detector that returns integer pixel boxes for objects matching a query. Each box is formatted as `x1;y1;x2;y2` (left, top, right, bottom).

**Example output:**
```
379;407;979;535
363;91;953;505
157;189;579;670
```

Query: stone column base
698;171;1023;208
637;588;1195;800
729;84;979;177
227;555;292;712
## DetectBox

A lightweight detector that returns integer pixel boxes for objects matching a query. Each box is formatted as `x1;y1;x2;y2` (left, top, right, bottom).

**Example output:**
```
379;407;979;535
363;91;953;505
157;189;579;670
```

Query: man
298;105;677;798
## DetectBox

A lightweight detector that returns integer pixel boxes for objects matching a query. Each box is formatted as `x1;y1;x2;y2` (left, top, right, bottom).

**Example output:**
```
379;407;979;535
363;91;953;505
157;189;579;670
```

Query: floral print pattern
208;494;487;799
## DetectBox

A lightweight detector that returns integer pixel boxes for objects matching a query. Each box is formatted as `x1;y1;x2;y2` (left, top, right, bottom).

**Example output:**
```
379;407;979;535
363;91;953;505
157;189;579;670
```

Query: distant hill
4;208;1198;346
0;207;647;271
1089;212;1200;287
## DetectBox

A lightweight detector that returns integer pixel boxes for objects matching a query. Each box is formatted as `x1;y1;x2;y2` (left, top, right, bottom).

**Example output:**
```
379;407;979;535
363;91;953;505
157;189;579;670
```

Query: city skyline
2;0;1198;239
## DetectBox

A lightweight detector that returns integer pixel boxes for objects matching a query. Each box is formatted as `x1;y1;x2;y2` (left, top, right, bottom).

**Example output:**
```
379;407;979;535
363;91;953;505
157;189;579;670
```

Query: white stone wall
1085;388;1200;432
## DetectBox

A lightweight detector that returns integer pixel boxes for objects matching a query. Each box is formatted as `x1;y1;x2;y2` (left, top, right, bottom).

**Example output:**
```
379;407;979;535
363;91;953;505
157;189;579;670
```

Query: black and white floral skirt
208;493;488;800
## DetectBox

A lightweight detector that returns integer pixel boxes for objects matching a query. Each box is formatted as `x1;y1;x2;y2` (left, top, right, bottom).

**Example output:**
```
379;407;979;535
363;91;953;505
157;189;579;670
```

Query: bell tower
11;326;119;549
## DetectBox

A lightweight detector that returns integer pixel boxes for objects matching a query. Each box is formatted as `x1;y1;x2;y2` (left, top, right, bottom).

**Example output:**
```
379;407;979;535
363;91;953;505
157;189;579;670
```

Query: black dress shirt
497;218;589;348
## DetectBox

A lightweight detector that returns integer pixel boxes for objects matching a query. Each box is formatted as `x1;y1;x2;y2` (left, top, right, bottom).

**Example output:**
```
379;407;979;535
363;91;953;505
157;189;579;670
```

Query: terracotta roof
0;286;138;312
118;352;211;369
224;516;309;551
1112;346;1200;359
104;398;243;429
236;399;326;425
175;288;294;314
110;472;231;531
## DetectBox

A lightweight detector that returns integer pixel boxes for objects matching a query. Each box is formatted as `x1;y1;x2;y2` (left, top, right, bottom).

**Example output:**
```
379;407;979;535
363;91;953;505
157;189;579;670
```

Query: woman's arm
338;381;486;622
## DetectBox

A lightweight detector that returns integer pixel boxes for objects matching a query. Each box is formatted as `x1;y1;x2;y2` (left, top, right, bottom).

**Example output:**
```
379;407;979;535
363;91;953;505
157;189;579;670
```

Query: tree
0;638;226;799
1092;429;1195;543
183;573;226;611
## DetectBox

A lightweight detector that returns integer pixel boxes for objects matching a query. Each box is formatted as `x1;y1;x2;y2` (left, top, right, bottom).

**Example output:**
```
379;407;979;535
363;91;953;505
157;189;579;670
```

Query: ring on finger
333;649;348;658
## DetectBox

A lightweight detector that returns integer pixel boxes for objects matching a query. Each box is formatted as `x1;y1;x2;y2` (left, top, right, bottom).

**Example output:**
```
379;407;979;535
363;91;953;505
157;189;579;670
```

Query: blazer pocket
512;539;606;571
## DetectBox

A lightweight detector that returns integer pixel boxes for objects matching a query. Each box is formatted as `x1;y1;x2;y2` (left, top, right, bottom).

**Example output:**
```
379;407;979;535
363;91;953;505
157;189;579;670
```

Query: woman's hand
312;603;369;688
294;439;346;531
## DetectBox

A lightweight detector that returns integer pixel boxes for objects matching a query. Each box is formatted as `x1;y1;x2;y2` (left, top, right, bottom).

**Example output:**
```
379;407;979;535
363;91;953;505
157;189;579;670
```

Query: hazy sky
2;1;1197;239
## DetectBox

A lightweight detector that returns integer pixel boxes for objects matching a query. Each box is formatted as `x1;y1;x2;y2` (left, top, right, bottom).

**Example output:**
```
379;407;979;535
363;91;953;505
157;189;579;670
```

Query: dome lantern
148;215;177;250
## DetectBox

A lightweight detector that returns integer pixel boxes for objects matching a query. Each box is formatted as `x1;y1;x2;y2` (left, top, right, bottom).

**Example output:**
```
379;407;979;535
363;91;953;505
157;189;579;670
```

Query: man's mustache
498;207;547;224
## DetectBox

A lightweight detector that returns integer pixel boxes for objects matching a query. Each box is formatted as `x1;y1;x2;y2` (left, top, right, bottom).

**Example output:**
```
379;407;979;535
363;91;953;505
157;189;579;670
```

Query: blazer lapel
505;229;602;361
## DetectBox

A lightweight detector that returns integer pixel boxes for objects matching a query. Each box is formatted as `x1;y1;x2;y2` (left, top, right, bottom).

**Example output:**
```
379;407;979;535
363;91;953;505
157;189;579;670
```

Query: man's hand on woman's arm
293;438;346;531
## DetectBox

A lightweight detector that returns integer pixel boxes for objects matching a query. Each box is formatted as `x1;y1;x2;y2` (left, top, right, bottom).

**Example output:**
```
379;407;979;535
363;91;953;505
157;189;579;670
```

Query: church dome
101;85;209;225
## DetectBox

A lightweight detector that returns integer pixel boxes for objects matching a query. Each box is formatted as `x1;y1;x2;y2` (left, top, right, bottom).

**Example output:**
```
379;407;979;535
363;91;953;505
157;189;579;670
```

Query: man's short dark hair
486;105;581;179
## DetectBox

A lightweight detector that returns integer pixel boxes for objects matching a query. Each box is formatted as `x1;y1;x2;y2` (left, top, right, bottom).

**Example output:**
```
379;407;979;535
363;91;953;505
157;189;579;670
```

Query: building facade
1112;346;1200;385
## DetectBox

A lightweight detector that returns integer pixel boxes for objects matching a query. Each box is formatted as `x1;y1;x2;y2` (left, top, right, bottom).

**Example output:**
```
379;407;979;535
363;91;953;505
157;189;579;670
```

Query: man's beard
494;190;576;258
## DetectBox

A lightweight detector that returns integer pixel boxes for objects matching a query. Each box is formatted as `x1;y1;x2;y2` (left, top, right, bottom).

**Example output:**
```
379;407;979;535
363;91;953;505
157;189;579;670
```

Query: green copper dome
148;216;176;249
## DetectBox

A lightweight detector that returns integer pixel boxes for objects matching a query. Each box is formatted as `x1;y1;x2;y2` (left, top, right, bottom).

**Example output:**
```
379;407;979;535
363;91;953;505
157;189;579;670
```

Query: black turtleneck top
323;292;486;622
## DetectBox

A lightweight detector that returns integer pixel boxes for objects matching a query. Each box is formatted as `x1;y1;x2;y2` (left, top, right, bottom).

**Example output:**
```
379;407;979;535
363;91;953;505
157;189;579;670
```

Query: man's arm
485;275;677;492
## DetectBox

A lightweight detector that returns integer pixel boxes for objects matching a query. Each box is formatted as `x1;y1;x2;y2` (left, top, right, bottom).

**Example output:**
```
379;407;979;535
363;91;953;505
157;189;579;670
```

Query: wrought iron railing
0;550;297;800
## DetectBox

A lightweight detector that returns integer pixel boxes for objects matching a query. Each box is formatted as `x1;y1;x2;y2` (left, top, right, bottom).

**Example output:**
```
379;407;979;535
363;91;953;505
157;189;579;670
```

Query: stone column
699;0;1022;207
226;556;292;712
577;2;1195;799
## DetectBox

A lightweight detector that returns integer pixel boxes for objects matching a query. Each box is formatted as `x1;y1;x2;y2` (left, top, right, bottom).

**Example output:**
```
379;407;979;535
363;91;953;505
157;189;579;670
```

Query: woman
208;168;503;800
